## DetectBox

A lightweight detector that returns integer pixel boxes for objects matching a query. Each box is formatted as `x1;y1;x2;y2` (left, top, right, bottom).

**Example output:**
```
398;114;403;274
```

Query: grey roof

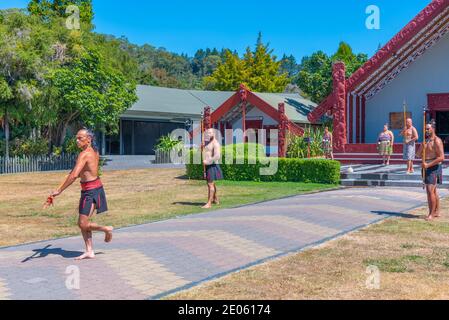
253;92;318;123
126;85;317;123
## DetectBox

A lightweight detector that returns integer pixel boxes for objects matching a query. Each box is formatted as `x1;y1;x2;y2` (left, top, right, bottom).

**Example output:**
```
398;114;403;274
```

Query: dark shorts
79;186;108;216
425;164;443;186
206;164;223;183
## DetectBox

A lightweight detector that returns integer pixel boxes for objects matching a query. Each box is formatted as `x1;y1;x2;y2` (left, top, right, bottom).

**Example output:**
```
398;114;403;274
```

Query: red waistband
81;178;103;191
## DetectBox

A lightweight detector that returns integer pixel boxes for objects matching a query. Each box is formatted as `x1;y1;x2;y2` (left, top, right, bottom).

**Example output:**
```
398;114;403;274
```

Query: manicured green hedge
186;157;341;185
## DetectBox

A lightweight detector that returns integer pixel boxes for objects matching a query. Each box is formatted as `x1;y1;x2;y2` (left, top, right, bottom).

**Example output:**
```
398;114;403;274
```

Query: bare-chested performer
202;128;223;209
417;123;445;221
47;129;113;260
400;118;419;174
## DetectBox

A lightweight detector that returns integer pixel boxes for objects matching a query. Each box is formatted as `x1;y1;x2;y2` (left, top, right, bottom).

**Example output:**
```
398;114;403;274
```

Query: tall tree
296;42;368;103
203;50;247;91
204;34;289;92
50;50;137;145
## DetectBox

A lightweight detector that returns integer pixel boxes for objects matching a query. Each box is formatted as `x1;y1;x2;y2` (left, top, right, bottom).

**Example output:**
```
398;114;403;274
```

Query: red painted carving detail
204;106;212;130
332;62;347;153
278;103;288;158
347;0;447;91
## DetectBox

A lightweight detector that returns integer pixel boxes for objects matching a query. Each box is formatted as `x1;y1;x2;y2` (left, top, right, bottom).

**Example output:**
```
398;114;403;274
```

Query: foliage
155;134;183;152
296;42;368;103
7;138;48;157
204;33;289;92
186;156;340;185
50;50;138;132
287;127;327;159
28;0;94;27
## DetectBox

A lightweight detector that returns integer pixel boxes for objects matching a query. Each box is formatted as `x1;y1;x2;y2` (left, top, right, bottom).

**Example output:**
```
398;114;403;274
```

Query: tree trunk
4;107;9;159
59;121;69;147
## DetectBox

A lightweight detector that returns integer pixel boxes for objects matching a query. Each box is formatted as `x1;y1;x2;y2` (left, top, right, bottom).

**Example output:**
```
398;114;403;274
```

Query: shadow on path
371;211;421;219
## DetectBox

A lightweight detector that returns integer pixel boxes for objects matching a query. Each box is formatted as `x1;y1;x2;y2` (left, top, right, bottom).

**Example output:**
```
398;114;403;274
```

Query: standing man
417;123;445;221
400;118;419;174
202;128;223;209
46;129;113;260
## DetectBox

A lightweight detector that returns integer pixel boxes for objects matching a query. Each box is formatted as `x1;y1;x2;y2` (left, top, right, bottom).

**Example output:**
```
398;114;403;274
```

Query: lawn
168;197;449;300
0;169;338;247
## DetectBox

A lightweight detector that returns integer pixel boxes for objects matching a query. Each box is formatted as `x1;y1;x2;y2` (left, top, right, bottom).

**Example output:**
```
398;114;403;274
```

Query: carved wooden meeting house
304;0;449;163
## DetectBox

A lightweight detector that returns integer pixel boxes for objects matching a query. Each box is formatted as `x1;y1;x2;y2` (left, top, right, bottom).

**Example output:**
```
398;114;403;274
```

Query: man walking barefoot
47;129;113;260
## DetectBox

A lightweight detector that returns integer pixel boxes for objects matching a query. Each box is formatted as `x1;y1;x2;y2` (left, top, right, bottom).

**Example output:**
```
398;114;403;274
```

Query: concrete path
1;187;447;300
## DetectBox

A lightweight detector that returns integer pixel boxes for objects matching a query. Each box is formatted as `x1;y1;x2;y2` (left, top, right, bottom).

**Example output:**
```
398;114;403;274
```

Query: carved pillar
278;103;288;158
239;84;248;135
204;106;212;130
332;62;347;153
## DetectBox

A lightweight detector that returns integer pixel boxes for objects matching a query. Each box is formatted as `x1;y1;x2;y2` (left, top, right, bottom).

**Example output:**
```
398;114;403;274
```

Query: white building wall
365;33;449;143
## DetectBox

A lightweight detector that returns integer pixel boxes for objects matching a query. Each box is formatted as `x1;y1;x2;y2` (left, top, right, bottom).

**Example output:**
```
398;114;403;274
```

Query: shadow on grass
371;211;421;219
173;202;205;206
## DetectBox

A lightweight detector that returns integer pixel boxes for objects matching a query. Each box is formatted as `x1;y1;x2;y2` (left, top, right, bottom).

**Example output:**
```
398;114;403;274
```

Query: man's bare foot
202;203;212;209
425;215;435;222
105;227;114;243
75;252;95;260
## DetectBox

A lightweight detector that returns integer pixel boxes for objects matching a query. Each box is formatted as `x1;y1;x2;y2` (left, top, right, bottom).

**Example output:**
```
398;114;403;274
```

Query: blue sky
1;0;431;60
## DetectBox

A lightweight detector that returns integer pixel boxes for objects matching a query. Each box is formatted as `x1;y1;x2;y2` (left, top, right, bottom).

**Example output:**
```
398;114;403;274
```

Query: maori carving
307;95;334;124
332;62;347;153
347;0;447;91
278;103;288;158
204;106;212;130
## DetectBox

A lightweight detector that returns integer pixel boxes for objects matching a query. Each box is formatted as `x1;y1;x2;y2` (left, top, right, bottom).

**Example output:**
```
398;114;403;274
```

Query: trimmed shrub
186;157;340;185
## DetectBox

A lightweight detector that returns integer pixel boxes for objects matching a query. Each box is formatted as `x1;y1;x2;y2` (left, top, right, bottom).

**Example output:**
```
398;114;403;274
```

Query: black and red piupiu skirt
206;164;223;183
79;178;108;216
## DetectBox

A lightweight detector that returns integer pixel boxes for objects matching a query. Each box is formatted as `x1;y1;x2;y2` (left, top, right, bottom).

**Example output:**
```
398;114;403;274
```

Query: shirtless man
400;118;419;174
202;128;223;209
417;123;445;221
48;129;113;260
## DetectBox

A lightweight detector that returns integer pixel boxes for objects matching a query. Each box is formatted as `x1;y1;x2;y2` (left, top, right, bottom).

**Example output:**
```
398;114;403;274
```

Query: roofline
347;0;449;92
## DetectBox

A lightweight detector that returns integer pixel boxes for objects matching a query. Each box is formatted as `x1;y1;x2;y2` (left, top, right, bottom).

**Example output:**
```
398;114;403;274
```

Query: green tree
203;50;247;91
296;42;368;103
50;50;137;145
0;10;54;157
28;0;94;28
205;34;289;92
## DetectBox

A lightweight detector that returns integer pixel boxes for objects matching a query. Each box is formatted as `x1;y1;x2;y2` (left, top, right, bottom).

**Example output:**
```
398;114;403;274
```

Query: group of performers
43;115;444;260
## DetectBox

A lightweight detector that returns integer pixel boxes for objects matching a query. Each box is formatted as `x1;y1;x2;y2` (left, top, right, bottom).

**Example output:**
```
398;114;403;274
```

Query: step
341;179;449;188
341;173;449;181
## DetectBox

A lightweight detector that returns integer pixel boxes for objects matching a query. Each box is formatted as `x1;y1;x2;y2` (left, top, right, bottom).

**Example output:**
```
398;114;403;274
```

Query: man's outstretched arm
52;153;87;196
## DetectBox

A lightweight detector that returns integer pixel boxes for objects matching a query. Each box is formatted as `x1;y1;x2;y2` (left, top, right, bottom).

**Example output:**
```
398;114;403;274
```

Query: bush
9;138;49;157
186;153;340;185
287;128;326;159
155;135;183;152
63;137;80;155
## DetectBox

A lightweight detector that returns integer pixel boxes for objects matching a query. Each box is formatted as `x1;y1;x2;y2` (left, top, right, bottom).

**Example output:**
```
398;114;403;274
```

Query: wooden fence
154;148;189;164
0;154;77;175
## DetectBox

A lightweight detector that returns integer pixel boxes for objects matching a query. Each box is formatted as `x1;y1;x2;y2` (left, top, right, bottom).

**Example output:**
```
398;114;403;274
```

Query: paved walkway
1;187;447;300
